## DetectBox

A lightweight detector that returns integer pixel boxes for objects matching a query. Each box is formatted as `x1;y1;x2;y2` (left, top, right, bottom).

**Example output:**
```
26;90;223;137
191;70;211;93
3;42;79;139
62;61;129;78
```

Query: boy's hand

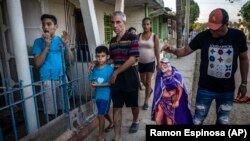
91;81;100;87
62;31;69;45
88;61;96;72
91;81;96;89
42;32;51;47
91;81;97;85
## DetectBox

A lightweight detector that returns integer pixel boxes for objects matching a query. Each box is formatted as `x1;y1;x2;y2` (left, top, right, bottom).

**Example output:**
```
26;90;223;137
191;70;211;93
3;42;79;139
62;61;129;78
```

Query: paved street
83;44;250;141
84;52;196;141
54;43;250;141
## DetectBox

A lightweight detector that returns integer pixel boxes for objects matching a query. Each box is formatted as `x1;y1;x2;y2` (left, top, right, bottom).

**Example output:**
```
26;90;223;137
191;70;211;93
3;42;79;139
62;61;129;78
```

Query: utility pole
184;0;190;46
176;0;182;48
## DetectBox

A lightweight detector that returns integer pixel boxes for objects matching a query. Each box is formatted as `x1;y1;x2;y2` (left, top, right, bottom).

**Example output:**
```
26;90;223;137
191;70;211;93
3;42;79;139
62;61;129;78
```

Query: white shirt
138;33;155;63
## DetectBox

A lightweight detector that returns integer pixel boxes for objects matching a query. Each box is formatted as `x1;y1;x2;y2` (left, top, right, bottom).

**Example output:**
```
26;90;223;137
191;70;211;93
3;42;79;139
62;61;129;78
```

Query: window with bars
104;15;113;44
152;16;159;35
159;16;167;40
158;18;162;39
152;16;168;41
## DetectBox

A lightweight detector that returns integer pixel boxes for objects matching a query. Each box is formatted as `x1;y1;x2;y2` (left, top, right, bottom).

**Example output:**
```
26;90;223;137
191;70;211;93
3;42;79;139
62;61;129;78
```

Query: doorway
74;9;90;62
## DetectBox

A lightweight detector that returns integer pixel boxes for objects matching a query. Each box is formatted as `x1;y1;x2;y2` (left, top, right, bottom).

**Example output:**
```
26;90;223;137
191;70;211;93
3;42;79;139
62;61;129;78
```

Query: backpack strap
138;33;156;42
138;33;142;38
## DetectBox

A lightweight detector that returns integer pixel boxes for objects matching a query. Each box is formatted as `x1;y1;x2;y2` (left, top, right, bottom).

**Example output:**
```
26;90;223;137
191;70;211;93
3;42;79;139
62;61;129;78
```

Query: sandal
104;125;114;132
234;96;250;103
233;96;242;103
246;98;250;104
150;88;153;94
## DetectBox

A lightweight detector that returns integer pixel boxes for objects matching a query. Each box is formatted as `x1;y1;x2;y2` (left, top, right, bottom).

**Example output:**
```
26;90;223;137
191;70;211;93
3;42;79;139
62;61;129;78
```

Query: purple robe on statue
151;66;193;124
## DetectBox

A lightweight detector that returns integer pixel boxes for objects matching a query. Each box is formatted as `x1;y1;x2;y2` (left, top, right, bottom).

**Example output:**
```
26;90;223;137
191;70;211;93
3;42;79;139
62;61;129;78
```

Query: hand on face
42;32;51;47
42;18;57;47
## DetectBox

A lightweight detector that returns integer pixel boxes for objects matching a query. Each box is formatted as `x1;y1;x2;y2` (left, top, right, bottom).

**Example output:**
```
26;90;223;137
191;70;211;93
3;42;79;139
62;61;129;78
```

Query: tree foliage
240;1;250;23
181;0;200;25
191;22;206;31
228;21;240;29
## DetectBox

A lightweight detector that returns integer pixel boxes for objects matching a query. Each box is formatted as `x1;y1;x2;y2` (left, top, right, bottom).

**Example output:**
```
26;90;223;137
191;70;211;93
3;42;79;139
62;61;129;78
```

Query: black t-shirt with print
189;28;248;92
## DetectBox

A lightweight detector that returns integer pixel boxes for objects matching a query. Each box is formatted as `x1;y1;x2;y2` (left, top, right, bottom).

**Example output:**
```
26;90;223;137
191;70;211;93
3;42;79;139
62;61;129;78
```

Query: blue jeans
193;87;234;125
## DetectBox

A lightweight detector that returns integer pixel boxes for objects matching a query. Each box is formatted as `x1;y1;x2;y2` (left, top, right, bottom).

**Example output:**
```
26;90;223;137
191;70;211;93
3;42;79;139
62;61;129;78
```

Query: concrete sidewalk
58;47;250;141
83;52;198;141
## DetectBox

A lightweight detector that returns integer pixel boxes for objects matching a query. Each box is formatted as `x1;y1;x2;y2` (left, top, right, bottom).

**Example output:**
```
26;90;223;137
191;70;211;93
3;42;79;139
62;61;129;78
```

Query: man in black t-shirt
162;8;249;125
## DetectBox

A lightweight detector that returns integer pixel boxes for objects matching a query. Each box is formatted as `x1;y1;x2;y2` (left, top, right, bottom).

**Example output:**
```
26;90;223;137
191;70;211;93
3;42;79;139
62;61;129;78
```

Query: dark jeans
193;87;234;125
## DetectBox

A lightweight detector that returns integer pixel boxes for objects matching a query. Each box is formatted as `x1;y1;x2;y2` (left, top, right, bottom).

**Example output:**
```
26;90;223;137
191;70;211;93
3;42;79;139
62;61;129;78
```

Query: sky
163;0;249;23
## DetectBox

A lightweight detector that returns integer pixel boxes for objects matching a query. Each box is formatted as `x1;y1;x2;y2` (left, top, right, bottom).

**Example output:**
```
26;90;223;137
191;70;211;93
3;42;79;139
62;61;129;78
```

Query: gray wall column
6;0;38;133
115;0;124;12
79;0;101;58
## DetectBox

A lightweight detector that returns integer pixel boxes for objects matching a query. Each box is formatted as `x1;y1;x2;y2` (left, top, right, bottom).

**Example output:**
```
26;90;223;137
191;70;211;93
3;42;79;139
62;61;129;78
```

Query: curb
67;118;98;141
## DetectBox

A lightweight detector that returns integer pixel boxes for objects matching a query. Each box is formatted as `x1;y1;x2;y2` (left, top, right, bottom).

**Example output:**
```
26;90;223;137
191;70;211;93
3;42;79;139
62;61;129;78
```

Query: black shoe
143;103;149;110
129;123;139;133
104;125;114;132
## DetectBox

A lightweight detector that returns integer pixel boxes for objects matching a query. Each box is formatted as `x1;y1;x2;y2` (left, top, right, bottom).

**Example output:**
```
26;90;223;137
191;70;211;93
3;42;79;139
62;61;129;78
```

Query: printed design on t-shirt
208;44;233;78
97;77;104;84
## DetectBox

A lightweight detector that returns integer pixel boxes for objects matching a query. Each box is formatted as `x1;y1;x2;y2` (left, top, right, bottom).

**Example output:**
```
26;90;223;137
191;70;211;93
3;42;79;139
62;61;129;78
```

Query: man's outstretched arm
162;44;194;57
238;51;249;97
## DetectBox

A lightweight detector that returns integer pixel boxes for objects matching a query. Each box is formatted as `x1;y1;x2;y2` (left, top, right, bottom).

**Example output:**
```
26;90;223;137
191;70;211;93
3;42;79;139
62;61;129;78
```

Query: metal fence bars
0;43;97;141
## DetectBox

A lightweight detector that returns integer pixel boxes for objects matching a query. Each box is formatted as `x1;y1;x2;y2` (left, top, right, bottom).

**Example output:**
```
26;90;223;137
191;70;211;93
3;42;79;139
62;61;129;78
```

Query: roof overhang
99;0;164;9
149;8;175;18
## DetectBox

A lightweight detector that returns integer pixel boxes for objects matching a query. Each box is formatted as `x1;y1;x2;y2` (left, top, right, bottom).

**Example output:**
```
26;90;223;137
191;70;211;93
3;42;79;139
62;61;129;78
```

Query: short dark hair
142;17;151;23
142;17;152;31
41;14;57;24
95;45;109;55
128;27;136;32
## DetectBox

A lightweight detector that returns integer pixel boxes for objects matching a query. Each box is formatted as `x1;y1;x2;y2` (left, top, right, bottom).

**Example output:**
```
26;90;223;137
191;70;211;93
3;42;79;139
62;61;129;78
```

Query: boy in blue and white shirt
89;46;114;141
32;14;73;116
